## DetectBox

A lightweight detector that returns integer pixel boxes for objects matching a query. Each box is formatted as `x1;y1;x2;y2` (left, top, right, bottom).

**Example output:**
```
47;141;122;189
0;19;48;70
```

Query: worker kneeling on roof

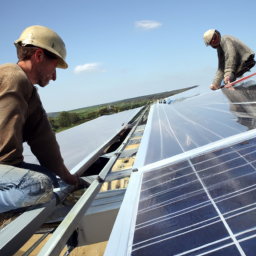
203;29;255;90
0;25;80;213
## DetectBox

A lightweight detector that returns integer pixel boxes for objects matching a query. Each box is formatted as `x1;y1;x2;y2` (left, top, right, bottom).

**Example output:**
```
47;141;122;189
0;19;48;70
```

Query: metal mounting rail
38;106;149;256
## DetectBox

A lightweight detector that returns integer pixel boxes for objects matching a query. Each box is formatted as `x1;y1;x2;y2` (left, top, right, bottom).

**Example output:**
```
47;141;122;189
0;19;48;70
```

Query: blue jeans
18;162;59;188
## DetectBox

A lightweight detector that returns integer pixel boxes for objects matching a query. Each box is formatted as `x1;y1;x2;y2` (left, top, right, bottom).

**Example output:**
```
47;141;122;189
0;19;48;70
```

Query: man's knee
0;165;53;213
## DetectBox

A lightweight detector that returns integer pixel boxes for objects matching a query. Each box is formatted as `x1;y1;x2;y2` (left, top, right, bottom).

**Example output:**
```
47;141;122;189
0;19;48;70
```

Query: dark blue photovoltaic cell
240;236;256;256
132;137;256;255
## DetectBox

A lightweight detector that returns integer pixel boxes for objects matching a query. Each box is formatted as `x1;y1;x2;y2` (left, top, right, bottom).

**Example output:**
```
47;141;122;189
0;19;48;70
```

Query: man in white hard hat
0;25;80;212
203;29;255;90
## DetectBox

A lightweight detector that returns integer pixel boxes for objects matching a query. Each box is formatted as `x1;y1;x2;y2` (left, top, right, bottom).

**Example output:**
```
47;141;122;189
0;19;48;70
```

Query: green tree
48;117;59;132
87;111;99;119
99;107;109;115
58;111;71;127
69;112;79;123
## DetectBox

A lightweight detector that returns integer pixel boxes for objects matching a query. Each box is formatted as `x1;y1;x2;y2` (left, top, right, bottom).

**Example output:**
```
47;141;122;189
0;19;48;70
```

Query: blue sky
1;0;256;112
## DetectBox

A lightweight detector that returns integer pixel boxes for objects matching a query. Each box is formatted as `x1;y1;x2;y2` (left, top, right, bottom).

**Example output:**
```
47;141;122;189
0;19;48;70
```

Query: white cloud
74;63;106;74
135;20;162;30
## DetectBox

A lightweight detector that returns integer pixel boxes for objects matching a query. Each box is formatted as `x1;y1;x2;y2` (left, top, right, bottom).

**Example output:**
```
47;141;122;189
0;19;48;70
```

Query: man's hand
224;76;230;84
224;76;235;91
210;84;220;90
60;164;80;190
224;83;235;91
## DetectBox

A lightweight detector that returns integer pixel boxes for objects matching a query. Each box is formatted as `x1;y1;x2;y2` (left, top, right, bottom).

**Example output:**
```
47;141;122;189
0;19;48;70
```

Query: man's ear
34;49;44;63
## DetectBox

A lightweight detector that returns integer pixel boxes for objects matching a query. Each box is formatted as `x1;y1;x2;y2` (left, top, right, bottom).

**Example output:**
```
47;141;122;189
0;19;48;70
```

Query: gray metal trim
98;153;120;182
0;197;57;256
133;104;154;169
37;180;102;256
105;168;132;182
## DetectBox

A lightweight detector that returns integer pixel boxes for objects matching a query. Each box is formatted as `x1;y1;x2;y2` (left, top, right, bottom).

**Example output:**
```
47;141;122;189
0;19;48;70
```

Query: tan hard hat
14;25;68;69
203;29;215;46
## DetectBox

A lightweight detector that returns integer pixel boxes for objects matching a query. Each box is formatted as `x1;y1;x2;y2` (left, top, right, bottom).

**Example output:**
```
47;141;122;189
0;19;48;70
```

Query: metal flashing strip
133;104;155;169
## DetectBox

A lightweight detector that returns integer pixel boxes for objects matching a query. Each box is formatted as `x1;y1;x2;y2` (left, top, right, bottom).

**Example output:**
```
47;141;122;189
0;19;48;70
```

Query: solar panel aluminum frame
132;104;155;169
104;128;256;256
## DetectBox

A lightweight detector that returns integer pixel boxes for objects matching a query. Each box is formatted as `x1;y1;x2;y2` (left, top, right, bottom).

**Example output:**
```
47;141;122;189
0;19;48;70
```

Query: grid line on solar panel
142;166;193;185
140;162;255;208
161;105;197;150
132;138;256;255
136;168;252;254
174;240;235;256
141;172;196;192
191;138;256;164
138;188;208;215
139;169;256;216
140;176;200;200
171;106;223;139
132;223;231;255
236;226;256;240
180;105;241;138
201;106;231;114
187;159;245;255
193;149;256;171
225;206;256;221
136;201;214;229
133;221;225;253
132;220;228;251
141;158;256;193
137;186;256;228
192;148;256;167
216;188;256;210
141;145;256;186
142;161;190;182
239;233;256;243
195;243;237;256
136;195;256;233
194;109;242;133
236;151;256;172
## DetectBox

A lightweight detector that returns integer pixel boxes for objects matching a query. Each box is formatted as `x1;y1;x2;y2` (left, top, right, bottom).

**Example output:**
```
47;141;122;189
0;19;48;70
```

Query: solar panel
136;83;256;168
131;137;256;255
23;108;142;171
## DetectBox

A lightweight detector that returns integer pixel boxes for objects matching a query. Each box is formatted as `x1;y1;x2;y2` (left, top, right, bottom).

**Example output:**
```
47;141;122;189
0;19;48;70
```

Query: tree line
49;101;147;133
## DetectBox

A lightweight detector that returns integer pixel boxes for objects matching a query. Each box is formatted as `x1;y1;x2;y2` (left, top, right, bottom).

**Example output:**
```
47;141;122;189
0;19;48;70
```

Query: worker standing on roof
0;25;80;213
203;29;255;90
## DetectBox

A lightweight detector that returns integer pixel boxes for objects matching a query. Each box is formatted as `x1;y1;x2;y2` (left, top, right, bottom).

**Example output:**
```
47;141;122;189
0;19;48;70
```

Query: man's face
210;33;220;49
36;53;58;87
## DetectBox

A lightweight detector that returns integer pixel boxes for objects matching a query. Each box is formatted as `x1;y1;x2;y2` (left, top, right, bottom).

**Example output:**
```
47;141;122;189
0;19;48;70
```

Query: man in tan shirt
0;26;80;212
203;29;255;90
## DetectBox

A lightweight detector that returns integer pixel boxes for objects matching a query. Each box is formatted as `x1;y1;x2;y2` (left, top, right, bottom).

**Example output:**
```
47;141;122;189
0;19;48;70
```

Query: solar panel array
23;107;142;170
143;85;256;166
131;137;256;255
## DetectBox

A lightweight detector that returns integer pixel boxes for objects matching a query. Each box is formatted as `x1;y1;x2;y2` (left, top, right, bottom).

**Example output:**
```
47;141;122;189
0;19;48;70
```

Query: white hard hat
203;29;216;46
15;25;68;69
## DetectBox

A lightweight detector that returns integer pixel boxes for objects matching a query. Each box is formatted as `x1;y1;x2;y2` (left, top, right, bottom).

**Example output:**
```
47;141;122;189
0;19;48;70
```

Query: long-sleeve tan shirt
0;63;64;174
213;35;255;86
